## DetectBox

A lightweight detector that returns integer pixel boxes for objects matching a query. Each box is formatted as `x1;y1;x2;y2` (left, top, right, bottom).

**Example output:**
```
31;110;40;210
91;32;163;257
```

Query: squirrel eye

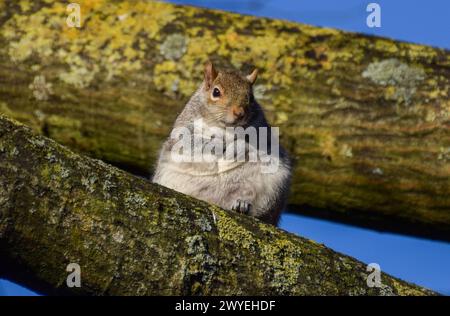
212;87;221;98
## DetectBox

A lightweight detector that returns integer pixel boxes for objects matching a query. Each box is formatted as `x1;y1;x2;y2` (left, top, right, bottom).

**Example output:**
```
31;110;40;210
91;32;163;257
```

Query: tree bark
0;115;436;295
0;1;449;240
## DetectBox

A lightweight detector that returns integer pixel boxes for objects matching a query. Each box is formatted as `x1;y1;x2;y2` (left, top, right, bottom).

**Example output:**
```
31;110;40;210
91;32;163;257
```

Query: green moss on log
0;115;437;295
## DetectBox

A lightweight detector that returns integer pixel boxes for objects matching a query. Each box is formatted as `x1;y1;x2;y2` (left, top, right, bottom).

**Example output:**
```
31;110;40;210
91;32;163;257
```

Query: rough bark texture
0;115;436;295
0;1;449;240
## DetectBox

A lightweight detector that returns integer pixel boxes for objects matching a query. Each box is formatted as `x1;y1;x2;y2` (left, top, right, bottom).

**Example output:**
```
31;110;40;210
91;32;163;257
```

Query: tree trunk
0;115;436;295
0;1;449;240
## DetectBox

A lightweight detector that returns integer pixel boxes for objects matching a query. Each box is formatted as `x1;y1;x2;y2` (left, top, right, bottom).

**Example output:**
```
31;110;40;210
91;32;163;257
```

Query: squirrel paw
231;199;251;214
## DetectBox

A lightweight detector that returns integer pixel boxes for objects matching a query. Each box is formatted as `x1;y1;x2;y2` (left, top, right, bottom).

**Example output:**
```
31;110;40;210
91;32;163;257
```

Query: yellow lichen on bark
0;0;449;241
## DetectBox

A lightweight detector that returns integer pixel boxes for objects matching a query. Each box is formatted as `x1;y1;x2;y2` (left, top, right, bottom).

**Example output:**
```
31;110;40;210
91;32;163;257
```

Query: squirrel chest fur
152;61;291;225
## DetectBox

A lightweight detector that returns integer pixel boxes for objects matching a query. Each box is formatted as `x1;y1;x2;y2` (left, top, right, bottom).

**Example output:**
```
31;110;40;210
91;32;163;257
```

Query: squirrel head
201;61;258;126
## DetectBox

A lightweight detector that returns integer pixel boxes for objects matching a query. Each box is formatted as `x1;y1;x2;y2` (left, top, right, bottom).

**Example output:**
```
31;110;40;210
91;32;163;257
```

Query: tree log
0;1;449;240
0;115;436;295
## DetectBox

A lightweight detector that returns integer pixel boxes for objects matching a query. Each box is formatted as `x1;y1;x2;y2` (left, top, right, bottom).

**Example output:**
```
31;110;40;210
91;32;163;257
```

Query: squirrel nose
232;106;245;119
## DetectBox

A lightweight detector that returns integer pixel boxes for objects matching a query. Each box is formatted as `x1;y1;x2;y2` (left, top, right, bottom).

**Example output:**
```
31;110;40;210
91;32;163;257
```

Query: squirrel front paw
231;199;252;214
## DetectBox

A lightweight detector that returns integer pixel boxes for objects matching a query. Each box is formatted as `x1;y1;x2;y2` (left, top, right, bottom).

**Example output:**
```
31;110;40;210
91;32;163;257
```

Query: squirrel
152;61;291;225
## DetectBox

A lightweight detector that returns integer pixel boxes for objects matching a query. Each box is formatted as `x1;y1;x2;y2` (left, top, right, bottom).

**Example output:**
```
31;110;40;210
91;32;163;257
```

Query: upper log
0;114;436;295
0;1;449;240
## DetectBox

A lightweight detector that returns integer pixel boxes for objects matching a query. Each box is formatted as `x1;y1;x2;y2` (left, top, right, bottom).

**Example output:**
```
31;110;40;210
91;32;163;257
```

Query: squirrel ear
204;60;218;89
246;68;258;84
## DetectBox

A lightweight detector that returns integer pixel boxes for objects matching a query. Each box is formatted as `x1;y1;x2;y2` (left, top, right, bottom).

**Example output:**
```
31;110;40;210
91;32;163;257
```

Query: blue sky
166;0;450;49
1;0;449;295
280;214;450;295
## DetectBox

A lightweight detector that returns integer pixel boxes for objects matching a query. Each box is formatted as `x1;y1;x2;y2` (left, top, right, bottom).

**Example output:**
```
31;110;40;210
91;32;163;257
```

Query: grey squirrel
152;61;291;225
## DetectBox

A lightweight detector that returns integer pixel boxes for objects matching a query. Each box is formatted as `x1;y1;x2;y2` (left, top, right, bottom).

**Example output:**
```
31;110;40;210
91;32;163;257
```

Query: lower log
0;115;436;295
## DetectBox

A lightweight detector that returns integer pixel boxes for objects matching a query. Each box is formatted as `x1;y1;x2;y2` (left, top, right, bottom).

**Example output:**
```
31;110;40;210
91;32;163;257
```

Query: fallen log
0;115;436;295
0;1;449;240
